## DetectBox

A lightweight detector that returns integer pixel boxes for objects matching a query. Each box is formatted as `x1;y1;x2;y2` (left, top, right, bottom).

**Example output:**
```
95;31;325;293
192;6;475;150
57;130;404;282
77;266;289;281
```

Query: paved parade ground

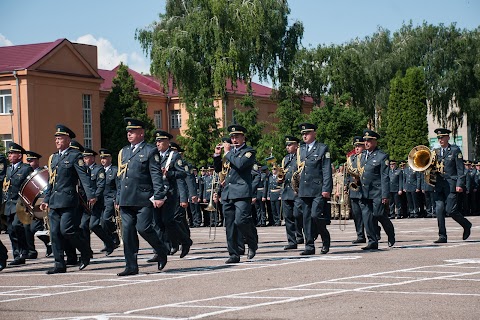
1;216;479;320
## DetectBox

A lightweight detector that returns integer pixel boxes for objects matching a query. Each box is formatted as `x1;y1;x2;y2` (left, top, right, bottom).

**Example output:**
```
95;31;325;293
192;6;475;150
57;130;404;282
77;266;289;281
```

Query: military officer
83;148;115;255
432;128;472;243
266;165;282;226
475;161;480;215
99;148;120;247
24;151;52;258
403;162;422;218
280;136;304;250
151;131;192;259
297;123;333;255
0;153;7;270
115;118;169;276
3;143;33;266
388;160;404;219
189;167;203;227
348;136;366;243
40;125;95;274
464;160;475;216
358;129;395;250
213;124;258;263
254;165;268;227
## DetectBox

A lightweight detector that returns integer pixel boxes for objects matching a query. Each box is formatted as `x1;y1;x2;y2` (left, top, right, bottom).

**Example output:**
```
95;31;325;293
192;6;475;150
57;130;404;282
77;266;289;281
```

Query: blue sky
1;0;478;86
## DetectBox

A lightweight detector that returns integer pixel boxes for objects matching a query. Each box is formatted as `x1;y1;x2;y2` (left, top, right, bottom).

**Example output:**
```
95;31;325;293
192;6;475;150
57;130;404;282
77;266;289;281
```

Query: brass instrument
408;145;437;186
292;147;305;194
205;172;219;241
114;206;123;246
265;155;286;183
345;155;363;192
218;159;230;184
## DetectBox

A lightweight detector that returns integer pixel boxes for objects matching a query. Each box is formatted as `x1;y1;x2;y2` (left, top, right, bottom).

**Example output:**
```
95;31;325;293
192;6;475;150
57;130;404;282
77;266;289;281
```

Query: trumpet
205;172;219;241
114;206;123;246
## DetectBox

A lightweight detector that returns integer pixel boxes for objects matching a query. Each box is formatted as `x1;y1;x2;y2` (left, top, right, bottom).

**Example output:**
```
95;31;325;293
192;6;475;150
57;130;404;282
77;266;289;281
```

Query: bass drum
18;167;49;220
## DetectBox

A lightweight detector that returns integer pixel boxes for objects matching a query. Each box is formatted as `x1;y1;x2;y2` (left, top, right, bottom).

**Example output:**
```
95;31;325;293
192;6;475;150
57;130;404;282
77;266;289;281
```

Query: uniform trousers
0;239;7;263
48;207;91;269
359;198;395;245
282;199;304;246
424;191;436;216
406;191;419;216
24;219;49;256
121;206;168;270
300;196;330;252
223;198;258;258
101;203;118;240
389;192;402;218
6;214;27;259
254;197;266;226
270;198;281;225
189;202;202;226
154;197;192;249
89;204;114;250
350;198;365;240
434;180;471;240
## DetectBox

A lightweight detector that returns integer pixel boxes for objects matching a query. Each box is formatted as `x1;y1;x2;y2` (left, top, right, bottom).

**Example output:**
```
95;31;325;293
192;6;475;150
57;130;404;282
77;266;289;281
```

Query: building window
82;94;92;149
154;110;163;129
0;89;13;114
1;134;12;151
170;110;181;129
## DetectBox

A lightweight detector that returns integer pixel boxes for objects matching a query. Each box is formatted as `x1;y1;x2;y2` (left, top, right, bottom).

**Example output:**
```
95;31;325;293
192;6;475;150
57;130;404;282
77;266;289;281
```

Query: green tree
100;63;154;159
232;92;264;148
136;0;300;165
386;68;428;161
307;94;369;165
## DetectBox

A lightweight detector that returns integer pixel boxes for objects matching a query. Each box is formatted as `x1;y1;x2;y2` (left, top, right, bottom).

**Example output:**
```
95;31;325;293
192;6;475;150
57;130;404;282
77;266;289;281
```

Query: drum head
16;201;33;225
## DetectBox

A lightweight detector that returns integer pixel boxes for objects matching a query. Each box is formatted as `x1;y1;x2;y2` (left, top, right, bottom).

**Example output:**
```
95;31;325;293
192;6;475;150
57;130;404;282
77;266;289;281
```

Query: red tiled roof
99;67;167;96
0;39;65;73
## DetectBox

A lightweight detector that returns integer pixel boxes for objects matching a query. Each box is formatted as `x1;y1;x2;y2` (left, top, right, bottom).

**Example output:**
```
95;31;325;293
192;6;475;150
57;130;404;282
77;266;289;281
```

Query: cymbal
16;201;33;225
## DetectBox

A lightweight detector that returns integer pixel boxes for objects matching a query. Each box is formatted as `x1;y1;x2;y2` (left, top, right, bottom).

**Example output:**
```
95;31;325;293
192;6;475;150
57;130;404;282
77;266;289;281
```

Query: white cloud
0;34;14;46
75;34;150;74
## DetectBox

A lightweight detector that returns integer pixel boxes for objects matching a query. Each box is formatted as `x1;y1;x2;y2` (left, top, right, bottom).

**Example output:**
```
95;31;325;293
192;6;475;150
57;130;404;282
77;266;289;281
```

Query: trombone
205;171;219;241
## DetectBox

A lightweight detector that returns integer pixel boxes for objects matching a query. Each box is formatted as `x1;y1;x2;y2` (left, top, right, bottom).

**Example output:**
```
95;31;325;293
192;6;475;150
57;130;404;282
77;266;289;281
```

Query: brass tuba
265;155;285;183
407;145;437;186
345;154;363;191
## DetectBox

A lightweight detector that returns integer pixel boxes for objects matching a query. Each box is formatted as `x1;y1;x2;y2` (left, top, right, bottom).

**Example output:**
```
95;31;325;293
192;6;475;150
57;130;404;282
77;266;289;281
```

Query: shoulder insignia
177;159;183;166
78;159;84;166
325;152;330;159
253;163;258;171
99;172;105;179
458;153;463;159
0;163;3;171
185;165;189;171
385;160;389;166
154;154;160;162
245;152;252;158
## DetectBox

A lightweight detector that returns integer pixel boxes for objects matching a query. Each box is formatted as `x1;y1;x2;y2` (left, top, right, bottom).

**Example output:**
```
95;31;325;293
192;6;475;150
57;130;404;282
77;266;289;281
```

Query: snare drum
18;167;49;219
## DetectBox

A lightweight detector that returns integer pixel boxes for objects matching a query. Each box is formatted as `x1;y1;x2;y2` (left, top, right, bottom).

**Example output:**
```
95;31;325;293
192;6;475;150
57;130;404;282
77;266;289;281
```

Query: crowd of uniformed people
0;119;476;274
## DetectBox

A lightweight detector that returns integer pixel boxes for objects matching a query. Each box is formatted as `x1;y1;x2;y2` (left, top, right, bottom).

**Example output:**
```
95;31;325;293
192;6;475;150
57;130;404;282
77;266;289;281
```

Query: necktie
441;148;445;157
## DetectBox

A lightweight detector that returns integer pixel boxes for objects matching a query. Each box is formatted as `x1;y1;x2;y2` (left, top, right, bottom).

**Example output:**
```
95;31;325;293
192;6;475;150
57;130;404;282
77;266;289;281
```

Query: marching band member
0;153;7;270
349;136;367;244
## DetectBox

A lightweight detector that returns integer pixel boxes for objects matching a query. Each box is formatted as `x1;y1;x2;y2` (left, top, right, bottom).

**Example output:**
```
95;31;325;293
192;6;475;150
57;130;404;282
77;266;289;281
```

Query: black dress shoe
0;260;6;271
26;253;38;259
352;238;366;244
79;257;90;270
170;245;179;255
117;268;139;276
463;224;472;240
247;248;256;260
8;258;26;266
100;247;107;253
434;237;447;243
284;244;297;250
180;243;191;258
225;256;240;264
388;236;395;247
45;244;53;257
361;243;378;250
320;246;329;254
105;247;115;257
300;250;315;256
147;254;159;263
158;255;167;271
46;267;66;274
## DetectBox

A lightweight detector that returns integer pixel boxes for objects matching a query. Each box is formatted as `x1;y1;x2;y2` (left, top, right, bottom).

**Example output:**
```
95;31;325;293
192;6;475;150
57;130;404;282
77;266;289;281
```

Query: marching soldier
1;152;9;270
4;143;33;266
151;131;192;258
83;148;115;255
403;162;421;218
254;165;268;227
213;124;258;263
359;129;395;250
40;125;95;274
474;161;480;215
99;149;121;247
297;123;332;255
24;151;52;258
115;118;169;276
388;160;404;219
464;160;475;216
189;167;203;227
432;128;472;243
348;136;366;244
280;136;304;250
266;165;282;226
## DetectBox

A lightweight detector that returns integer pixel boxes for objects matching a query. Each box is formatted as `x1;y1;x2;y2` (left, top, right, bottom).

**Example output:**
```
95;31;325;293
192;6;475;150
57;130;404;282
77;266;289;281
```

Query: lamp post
9;109;14;141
